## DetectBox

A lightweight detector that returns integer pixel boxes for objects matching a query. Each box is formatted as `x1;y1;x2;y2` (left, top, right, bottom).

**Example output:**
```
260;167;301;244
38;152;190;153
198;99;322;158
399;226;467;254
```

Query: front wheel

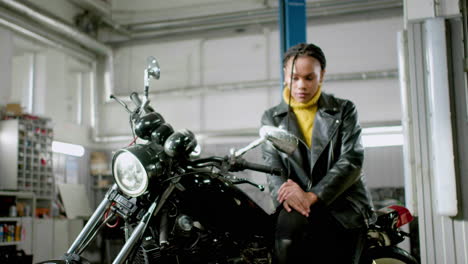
361;246;418;264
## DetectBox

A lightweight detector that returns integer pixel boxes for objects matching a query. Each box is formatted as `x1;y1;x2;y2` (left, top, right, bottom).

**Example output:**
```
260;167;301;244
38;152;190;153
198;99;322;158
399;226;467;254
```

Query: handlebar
188;157;225;168
129;92;155;114
189;156;283;177
130;92;143;109
235;159;283;176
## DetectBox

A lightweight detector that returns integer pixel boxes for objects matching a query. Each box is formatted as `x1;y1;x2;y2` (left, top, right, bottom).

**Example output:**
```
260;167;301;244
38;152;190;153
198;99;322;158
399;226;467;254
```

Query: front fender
36;261;68;264
36;254;91;264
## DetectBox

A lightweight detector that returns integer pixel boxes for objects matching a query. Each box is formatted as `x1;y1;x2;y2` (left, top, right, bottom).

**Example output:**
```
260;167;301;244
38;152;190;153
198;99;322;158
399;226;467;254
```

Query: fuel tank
175;170;275;237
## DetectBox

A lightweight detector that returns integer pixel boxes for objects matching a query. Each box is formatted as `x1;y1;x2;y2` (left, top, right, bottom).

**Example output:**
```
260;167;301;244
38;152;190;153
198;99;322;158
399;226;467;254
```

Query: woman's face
284;55;325;103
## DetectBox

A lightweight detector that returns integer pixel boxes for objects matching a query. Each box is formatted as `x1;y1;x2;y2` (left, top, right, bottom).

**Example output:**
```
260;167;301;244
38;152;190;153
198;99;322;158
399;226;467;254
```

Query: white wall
106;15;403;139
0;27;13;105
0;30;96;147
43;50;94;146
1;9;404;148
406;0;459;20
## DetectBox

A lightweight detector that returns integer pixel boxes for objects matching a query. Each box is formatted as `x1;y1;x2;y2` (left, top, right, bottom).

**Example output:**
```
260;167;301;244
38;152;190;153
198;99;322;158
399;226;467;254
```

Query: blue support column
279;0;307;86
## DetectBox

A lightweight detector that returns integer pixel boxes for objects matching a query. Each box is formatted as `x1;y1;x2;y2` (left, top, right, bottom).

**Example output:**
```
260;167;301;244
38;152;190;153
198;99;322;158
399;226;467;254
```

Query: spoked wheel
362;246;418;264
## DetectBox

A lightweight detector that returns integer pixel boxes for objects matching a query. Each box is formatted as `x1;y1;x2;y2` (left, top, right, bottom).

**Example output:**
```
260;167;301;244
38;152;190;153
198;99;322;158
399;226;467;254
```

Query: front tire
362;246;418;264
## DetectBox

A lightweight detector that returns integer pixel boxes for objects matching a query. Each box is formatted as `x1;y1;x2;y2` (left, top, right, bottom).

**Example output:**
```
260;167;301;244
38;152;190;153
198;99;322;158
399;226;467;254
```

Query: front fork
67;184;118;256
113;183;175;264
65;183;176;264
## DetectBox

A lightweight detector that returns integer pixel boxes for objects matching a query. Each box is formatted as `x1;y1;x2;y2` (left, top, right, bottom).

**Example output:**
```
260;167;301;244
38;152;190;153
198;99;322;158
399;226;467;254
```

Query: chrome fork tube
67;184;118;254
112;202;157;264
112;183;176;264
159;210;169;246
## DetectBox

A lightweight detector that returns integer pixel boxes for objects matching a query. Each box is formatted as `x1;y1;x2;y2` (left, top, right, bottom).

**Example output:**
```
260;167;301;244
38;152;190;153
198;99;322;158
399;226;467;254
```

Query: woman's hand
278;179;318;217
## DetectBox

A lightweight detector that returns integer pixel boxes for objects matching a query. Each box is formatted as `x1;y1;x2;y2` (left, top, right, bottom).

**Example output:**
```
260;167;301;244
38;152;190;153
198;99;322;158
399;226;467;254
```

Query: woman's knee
275;208;309;239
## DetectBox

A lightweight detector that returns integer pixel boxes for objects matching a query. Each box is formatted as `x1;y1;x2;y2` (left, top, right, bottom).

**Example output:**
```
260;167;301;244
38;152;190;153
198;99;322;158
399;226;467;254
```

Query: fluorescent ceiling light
362;126;402;134
52;141;85;157
362;126;403;148
362;134;404;148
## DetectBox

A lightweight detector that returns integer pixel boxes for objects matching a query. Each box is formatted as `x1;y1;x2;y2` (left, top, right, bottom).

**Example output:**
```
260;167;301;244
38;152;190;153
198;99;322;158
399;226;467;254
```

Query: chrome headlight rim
112;149;149;197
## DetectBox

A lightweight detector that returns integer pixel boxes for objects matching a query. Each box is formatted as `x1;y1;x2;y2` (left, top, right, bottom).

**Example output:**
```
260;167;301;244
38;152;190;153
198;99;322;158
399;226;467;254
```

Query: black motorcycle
39;57;418;264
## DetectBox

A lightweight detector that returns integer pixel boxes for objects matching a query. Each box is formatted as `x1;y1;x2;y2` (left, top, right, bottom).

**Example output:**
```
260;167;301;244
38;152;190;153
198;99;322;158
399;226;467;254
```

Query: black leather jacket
261;92;376;229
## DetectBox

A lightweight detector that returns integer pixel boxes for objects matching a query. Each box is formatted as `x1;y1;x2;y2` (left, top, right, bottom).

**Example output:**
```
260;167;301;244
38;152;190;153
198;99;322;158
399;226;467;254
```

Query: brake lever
110;94;132;114
227;176;265;191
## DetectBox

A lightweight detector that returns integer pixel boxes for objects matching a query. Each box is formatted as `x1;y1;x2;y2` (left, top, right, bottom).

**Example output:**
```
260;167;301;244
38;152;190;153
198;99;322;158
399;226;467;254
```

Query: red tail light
388;205;414;227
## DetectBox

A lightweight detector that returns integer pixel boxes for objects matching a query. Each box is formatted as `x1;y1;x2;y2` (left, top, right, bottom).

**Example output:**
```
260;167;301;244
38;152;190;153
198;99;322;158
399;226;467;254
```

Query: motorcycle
39;56;418;264
361;205;418;264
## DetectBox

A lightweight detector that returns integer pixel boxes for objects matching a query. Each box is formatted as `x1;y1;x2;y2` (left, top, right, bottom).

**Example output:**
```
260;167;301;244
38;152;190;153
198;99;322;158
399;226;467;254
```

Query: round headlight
113;151;148;197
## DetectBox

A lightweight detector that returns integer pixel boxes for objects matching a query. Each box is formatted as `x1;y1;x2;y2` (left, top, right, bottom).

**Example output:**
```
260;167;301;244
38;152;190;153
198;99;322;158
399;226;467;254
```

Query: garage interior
0;0;467;263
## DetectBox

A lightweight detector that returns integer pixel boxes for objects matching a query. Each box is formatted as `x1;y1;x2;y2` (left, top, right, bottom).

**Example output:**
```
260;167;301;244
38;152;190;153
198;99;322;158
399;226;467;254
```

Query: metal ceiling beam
0;0;112;56
65;0;131;37
279;0;307;54
279;0;307;86
0;5;95;62
109;0;402;46
127;0;401;32
67;0;111;17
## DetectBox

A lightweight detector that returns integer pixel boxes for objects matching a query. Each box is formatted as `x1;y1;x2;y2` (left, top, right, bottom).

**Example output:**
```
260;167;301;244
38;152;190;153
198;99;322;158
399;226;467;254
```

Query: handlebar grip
130;92;143;108
238;160;283;176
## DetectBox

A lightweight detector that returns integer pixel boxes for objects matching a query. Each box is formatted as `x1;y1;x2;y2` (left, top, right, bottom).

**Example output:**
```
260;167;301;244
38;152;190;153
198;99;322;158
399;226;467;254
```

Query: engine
132;210;272;264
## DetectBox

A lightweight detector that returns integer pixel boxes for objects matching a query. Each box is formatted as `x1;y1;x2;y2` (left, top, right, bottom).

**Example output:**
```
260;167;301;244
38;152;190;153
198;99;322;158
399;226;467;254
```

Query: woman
261;43;376;263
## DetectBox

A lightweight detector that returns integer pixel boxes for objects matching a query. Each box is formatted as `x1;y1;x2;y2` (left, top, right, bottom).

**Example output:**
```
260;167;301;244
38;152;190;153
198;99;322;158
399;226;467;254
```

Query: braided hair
282;43;326;70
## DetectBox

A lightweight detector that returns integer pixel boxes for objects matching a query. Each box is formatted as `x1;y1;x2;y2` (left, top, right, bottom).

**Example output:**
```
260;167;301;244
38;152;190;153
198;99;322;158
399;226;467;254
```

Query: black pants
274;206;366;264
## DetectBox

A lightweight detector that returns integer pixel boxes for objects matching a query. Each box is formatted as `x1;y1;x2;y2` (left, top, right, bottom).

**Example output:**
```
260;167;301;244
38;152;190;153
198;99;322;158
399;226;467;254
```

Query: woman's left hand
278;179;318;217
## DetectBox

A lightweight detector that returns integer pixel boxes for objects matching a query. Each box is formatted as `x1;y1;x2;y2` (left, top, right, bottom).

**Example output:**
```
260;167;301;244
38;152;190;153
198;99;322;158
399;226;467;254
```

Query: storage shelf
0;241;22;246
0;192;35;251
0;217;21;222
91;186;110;190
0;119;54;199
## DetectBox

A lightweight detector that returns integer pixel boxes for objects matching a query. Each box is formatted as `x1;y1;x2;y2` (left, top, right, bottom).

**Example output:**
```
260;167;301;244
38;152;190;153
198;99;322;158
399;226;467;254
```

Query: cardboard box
5;103;22;116
90;151;108;175
97;179;111;188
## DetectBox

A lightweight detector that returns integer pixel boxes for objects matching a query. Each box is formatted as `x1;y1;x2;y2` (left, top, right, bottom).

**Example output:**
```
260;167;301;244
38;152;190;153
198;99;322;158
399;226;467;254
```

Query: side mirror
234;126;298;157
259;126;298;155
142;56;161;110
146;56;160;80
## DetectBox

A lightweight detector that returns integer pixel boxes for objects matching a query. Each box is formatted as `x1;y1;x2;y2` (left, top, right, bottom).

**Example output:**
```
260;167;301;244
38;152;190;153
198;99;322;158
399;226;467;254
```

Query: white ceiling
110;0;328;24
112;0;267;25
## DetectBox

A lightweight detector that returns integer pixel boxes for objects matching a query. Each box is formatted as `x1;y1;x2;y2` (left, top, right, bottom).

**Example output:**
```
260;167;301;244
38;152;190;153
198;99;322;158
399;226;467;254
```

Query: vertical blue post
279;0;307;88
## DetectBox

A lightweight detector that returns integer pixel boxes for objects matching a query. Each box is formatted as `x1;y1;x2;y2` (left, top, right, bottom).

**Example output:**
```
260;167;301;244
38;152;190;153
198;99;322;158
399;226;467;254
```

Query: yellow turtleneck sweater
282;84;322;148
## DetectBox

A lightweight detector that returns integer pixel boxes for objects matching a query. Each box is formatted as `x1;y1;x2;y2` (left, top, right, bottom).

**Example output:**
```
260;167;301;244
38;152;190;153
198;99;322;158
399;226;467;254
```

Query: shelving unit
0;191;35;255
0;117;54;203
90;174;113;209
0;117;54;262
0;117;86;262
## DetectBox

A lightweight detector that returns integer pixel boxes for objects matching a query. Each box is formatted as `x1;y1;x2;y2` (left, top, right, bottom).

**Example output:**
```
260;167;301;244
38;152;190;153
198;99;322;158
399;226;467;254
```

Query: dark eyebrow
292;72;317;77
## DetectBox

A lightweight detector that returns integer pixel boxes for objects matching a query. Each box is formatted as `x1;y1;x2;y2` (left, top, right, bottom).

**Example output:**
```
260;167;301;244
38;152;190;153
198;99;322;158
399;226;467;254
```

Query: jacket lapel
279;112;306;146
274;102;308;178
310;94;341;173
